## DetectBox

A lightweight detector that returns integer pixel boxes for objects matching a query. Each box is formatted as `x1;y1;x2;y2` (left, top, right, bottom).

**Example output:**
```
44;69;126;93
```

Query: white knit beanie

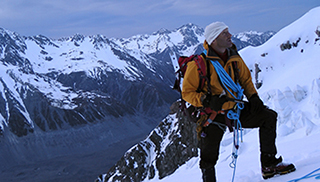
204;22;228;45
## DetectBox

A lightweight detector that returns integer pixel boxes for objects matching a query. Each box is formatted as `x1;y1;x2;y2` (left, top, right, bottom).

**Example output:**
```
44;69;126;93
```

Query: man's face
212;28;232;49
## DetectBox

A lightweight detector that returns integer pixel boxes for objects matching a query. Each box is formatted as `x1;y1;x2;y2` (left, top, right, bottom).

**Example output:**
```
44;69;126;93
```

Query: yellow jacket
182;41;257;110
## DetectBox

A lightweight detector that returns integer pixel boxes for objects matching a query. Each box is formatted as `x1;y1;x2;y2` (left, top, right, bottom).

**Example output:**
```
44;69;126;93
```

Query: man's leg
240;105;295;179
240;105;277;154
200;115;225;182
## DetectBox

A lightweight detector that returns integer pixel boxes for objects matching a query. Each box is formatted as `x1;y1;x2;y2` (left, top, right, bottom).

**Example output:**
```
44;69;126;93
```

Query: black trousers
199;105;278;181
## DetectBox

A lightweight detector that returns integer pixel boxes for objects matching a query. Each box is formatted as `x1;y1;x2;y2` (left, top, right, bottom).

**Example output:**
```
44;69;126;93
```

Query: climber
182;21;296;181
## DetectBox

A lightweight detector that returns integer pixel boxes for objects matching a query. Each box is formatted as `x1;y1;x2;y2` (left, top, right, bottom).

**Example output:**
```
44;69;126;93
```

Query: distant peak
71;33;85;42
154;28;171;35
178;23;200;30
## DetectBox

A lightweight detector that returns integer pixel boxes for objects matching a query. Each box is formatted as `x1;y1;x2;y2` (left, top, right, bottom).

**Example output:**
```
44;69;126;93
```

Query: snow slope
144;6;320;182
145;128;320;182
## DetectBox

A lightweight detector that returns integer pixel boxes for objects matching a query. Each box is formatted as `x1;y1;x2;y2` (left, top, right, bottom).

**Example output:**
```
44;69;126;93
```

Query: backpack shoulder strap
194;53;211;94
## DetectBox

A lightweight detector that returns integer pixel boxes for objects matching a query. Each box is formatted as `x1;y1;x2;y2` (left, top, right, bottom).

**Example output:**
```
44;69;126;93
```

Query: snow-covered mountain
0;29;179;181
112;23;274;56
0;24;271;138
0;21;274;181
97;6;320;182
232;30;275;50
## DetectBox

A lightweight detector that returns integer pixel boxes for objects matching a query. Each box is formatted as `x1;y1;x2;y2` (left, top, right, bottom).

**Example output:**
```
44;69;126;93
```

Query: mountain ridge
0;23;274;182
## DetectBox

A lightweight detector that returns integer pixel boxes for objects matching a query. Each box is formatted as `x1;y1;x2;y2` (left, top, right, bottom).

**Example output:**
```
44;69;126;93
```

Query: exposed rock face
97;101;198;182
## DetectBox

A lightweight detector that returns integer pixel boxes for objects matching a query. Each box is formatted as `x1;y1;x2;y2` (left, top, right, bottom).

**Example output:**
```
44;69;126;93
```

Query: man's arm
181;61;205;107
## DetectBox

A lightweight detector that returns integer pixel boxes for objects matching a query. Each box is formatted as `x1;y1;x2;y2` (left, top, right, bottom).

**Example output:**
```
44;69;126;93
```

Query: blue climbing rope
210;60;245;182
210;60;244;101
227;107;244;182
287;167;320;182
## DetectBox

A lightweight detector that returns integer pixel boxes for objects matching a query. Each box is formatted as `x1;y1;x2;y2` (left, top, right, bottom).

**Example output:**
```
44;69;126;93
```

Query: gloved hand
249;94;264;114
201;94;228;111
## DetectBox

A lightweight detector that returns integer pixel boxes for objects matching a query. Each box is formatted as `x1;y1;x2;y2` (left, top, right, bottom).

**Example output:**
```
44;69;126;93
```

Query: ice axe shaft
226;97;247;104
219;90;247;104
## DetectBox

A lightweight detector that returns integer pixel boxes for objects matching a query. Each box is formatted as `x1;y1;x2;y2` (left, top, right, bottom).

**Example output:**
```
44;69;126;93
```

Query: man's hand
249;94;264;114
201;94;228;111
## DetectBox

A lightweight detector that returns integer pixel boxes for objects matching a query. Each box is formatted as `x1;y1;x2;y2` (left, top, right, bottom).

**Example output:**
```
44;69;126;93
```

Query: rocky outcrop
97;101;198;182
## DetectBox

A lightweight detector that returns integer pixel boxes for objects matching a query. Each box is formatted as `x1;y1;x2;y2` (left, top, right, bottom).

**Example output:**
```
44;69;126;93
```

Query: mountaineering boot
201;167;216;182
261;153;296;179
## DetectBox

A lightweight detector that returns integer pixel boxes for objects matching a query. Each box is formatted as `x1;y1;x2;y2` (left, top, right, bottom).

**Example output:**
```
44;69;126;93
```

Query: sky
1;0;320;39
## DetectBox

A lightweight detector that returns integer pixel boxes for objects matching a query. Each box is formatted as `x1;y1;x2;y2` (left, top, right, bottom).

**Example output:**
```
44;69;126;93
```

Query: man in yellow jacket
182;22;295;181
